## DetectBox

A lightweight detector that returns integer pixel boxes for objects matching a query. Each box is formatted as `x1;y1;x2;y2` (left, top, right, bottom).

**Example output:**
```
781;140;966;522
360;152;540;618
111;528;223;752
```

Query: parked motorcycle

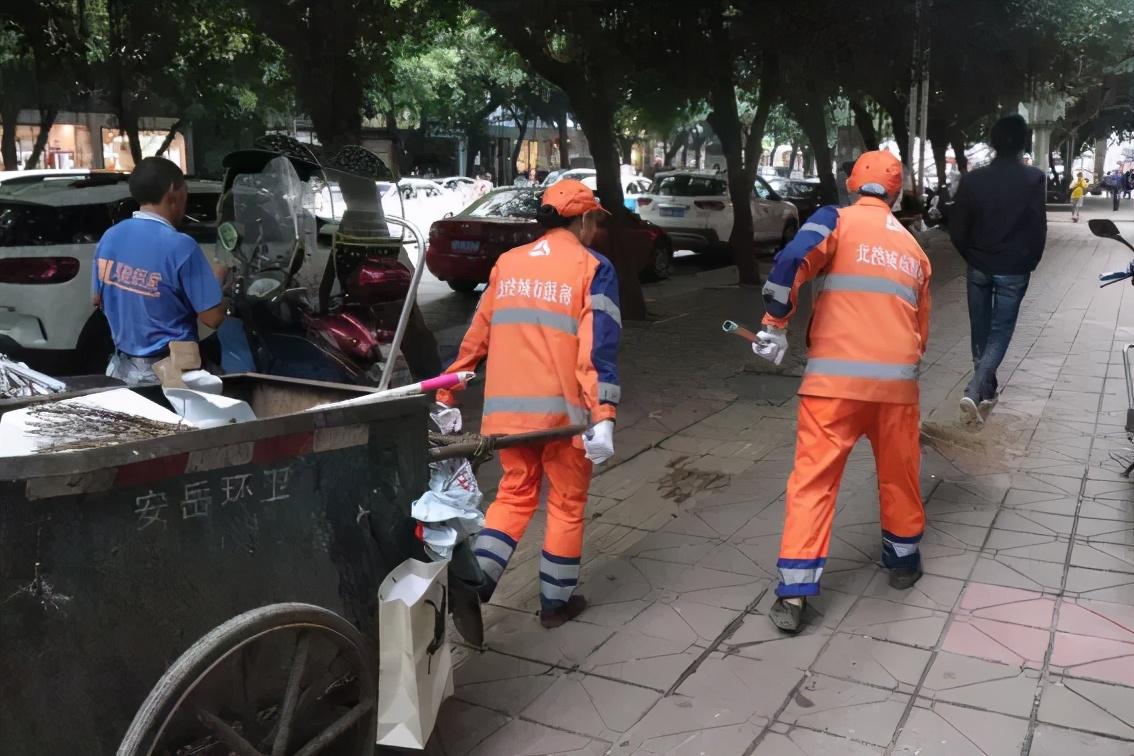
1090;218;1134;477
213;136;435;388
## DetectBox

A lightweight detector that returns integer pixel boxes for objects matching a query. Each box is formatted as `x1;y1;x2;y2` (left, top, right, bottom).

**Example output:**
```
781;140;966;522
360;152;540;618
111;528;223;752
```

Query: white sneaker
978;396;997;421
960;396;983;425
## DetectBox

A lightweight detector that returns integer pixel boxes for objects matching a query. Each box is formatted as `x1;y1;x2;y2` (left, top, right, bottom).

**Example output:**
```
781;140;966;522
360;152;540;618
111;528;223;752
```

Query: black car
768;177;822;223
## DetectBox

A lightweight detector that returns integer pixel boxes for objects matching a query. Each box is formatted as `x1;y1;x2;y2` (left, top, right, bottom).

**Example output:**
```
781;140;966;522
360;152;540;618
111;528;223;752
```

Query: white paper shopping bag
375;558;454;749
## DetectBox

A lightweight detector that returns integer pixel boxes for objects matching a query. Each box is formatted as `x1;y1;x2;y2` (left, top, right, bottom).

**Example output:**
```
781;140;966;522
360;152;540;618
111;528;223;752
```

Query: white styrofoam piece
162;388;256;429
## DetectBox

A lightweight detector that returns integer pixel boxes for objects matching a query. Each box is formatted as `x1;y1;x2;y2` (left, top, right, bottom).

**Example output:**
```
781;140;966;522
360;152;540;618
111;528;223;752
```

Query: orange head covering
541;178;609;217
848;150;903;199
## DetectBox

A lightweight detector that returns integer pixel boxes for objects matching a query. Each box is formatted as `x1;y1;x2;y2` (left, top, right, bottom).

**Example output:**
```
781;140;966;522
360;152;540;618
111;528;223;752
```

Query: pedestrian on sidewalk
753;150;931;633
1069;171;1090;223
437;179;622;629
1105;169;1123;212
948;114;1047;424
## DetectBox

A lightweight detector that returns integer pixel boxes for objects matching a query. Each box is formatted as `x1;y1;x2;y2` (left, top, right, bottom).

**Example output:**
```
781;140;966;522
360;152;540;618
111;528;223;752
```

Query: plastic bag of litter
412;408;483;561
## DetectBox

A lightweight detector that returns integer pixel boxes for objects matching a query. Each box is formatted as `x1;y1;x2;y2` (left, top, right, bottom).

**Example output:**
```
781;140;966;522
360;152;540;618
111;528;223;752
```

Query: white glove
583;420;615;465
752;327;788;365
433;401;462;434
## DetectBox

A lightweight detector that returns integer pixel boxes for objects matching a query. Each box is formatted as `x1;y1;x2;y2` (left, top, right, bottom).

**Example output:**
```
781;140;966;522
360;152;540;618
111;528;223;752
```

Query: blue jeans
966;266;1030;402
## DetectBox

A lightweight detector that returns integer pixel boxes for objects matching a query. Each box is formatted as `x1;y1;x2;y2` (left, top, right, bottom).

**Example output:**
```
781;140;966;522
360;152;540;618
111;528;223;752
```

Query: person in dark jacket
949;114;1047;424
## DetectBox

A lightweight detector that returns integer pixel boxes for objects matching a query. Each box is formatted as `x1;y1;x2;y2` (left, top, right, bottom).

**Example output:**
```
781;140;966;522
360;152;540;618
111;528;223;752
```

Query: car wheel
642;239;674;282
74;311;114;374
447;281;480;295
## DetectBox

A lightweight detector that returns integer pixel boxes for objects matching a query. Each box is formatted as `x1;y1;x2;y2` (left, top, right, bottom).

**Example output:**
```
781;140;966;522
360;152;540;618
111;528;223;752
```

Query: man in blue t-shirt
92;157;225;384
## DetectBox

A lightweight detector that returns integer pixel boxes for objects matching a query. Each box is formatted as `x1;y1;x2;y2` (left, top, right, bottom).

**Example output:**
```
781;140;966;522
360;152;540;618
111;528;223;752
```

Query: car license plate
452;240;481;253
659;206;685;218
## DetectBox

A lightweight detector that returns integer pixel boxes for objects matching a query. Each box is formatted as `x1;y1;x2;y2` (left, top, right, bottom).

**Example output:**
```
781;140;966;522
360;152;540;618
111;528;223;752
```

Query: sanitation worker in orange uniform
753;150;931;633
437;179;621;628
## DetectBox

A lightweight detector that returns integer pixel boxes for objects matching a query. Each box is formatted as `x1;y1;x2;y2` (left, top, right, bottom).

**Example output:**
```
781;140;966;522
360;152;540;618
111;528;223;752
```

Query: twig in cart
26;404;186;453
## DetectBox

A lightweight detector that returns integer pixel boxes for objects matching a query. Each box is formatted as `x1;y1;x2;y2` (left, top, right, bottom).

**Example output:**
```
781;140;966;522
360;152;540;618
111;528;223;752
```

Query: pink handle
420;372;474;392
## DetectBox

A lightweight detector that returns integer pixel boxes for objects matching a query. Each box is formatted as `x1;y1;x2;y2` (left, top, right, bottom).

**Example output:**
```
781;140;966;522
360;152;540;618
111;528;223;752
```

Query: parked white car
0;172;221;374
434;176;477;206
634;170;798;253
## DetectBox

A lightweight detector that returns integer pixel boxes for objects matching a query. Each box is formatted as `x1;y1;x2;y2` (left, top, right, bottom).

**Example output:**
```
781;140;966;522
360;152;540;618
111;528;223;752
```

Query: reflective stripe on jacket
437;227;621;434
761;197;932;404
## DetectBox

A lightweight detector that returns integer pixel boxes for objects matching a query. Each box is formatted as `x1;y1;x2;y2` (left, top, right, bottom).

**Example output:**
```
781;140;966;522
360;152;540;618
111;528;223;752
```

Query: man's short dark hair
128;157;185;205
990;114;1031;157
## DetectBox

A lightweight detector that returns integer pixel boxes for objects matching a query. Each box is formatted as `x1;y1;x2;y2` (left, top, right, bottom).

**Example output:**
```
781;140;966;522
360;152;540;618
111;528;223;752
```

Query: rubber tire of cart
118;602;377;756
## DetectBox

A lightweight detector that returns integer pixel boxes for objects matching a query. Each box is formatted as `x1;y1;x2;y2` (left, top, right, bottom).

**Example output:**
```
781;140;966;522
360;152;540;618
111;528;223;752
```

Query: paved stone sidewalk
426;197;1134;756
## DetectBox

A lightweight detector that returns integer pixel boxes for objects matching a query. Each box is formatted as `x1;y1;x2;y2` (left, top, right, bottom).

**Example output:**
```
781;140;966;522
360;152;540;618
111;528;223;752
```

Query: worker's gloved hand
583;420;615;465
752;326;788;366
433;401;462;434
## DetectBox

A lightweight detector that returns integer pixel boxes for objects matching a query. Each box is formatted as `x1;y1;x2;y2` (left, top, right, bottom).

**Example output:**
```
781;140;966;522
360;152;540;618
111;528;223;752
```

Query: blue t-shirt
92;213;222;357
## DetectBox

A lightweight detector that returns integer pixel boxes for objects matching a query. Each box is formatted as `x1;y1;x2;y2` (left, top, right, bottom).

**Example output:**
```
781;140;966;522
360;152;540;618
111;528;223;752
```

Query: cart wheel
119;603;377;756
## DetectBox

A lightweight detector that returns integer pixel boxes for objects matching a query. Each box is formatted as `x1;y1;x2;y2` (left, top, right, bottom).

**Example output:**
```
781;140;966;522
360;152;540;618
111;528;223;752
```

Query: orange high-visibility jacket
761;197;932;404
437;227;621;434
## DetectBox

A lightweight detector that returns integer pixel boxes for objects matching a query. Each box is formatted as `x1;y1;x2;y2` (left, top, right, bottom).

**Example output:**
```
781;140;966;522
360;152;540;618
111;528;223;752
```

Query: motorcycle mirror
217;222;241;253
1088;219;1122;239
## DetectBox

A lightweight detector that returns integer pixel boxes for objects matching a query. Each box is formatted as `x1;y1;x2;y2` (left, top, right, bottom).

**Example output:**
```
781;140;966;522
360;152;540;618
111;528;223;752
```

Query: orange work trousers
776;396;924;598
472;437;592;610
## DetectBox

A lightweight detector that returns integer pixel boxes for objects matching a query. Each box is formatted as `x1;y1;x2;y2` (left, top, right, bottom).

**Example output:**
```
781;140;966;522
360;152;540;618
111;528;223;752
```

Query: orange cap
848;150;903;198
542;178;609;217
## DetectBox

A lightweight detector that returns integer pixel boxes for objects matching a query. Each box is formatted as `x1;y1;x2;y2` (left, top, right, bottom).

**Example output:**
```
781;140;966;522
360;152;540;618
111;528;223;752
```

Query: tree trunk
665;128;687;164
788;142;798;174
122;111;143;164
948;124;969;174
23;106;58;170
556;114;570;168
616;135;635;166
792;98;836;204
926;118;948;187
154;119;184;158
767;142;779;169
510;111;529;178
708;84;759;286
1;103;20;170
850;99;880;151
876;92;910;165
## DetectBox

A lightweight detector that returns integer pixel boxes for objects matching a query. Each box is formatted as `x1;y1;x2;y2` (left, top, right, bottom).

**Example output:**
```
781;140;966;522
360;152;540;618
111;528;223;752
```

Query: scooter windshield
232;155;318;280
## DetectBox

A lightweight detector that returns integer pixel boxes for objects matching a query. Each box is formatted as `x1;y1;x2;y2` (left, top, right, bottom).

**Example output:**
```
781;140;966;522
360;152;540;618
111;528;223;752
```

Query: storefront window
0;123;94;169
101;129;187;172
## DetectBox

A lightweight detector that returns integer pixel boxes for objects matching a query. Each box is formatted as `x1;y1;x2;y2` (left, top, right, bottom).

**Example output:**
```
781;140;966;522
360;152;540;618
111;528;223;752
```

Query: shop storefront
0;111;190;172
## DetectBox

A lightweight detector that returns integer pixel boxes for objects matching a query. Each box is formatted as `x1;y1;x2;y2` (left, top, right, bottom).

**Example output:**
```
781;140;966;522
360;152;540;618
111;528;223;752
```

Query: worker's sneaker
769;597;806;634
978;395;998;421
959;396;983;425
888;566;923;590
540;595;588;629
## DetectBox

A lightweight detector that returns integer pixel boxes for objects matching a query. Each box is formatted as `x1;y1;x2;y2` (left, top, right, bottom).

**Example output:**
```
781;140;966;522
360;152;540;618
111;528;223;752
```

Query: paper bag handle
424;584;447;674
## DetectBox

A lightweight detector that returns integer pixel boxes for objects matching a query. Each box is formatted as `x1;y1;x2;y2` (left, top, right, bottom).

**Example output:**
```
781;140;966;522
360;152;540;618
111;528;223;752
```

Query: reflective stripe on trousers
483;396;590;425
776;557;826;598
804;358;919;382
539;551;580;609
814;273;919;307
882;529;922;569
474;528;517;586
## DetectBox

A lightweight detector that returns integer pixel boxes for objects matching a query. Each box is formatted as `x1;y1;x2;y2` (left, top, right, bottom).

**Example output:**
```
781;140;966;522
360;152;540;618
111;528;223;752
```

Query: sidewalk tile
1057;597;1134;641
483;608;614;668
941;616;1049;668
1028;724;1134;756
983;530;1071;564
743;586;858;637
1071;541;1134;574
453;651;559;715
991;509;1074;537
725;628;834;672
467;720;599;756
1051;632;1134;686
521;672;660;738
920;651;1039;717
426;699;509;756
625;723;764;756
779;674;908;747
752;729;882;756
969;554;1065;592
1064;567;1134;603
920;543;981;580
956;582;1057;628
839;598;949;648
861;572;964;612
810;633;931;691
1037;676;1134;739
894;702;1028;755
585;648;701;692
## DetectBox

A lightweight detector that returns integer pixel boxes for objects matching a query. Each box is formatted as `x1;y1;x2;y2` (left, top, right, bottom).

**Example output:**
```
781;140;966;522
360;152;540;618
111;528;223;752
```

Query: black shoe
540;595;587;628
769;597;806;634
888;566;923;590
